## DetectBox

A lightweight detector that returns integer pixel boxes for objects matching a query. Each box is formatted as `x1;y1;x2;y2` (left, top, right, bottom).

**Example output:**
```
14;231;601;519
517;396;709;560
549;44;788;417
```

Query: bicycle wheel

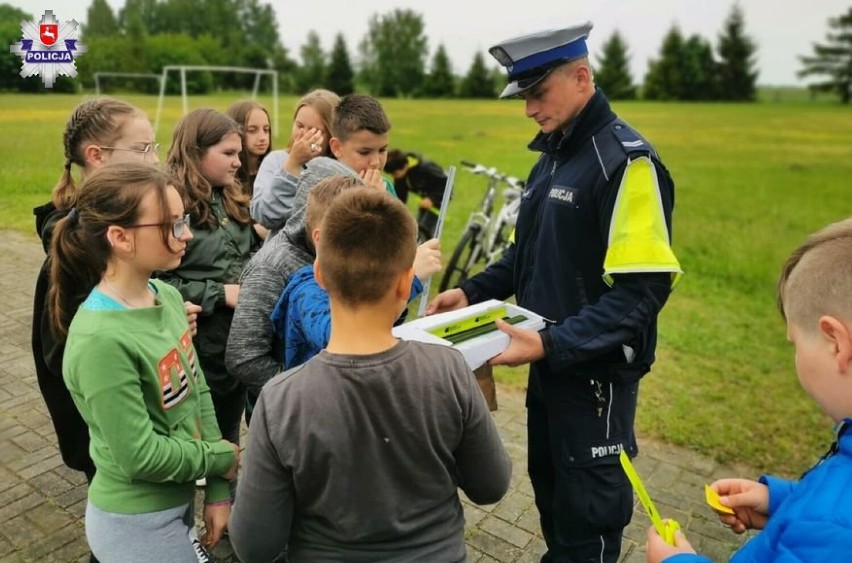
439;226;482;292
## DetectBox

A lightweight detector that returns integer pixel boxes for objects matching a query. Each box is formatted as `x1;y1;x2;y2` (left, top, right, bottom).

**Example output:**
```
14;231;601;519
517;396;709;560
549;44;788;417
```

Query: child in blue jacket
269;177;442;370
647;218;852;562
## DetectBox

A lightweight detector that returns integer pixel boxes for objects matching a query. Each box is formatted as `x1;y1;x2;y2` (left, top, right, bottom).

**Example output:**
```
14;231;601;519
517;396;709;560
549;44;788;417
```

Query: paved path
0;230;751;562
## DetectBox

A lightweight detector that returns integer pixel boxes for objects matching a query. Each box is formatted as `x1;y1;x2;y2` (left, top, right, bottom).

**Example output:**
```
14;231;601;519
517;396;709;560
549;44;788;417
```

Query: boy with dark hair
328;94;397;196
646;218;852;562
226;94;439;420
384;149;448;239
229;188;511;563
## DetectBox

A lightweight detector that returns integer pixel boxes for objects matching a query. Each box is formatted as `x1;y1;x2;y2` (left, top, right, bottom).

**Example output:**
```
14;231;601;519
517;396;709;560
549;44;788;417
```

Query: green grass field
2;92;851;476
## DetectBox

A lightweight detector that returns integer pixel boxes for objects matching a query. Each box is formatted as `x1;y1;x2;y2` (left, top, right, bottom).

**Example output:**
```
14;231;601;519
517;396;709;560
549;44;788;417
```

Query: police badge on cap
489;22;593;99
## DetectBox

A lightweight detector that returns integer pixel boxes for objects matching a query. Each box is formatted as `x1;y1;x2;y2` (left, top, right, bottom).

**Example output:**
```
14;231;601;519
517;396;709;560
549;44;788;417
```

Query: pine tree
325;33;354;95
459;52;495;98
296;30;326;94
595;30;636;100
799;7;852;103
644;26;686;100
717;4;758;101
424;44;455;98
682;35;718;100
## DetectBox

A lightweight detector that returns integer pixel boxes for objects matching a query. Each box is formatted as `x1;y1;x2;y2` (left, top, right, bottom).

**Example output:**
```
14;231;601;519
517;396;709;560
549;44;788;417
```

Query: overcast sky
8;0;849;86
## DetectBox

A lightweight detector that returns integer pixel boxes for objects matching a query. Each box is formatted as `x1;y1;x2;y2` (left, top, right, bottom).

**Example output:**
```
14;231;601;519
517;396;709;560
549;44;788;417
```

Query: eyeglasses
99;143;160;157
127;214;191;238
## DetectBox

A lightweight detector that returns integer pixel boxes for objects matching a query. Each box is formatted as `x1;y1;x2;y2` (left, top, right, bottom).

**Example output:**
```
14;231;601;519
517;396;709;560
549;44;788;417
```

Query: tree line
608;4;760;101
1;1;850;103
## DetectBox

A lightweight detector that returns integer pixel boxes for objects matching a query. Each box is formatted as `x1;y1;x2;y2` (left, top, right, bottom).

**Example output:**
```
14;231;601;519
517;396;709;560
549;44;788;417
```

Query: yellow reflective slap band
603;157;682;287
427;306;508;338
619;451;681;546
705;484;735;514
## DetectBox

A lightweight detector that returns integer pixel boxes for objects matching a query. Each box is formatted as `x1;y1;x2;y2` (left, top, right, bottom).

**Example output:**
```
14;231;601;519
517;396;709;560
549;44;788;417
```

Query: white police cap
489;22;593;98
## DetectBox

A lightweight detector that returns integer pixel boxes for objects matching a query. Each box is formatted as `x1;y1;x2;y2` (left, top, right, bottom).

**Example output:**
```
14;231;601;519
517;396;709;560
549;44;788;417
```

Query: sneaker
191;538;215;563
196;477;207;487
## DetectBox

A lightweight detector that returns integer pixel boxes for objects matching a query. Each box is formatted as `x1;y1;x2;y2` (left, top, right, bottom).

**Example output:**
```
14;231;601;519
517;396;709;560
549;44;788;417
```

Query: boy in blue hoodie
647;218;852;562
270;176;442;369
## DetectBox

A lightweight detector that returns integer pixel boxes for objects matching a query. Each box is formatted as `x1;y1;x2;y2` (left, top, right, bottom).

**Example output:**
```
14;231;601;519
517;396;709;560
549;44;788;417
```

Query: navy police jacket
460;90;681;384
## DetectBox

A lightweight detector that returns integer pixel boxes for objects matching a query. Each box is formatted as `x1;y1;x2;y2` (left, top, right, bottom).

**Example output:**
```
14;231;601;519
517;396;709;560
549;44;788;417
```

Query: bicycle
438;161;524;292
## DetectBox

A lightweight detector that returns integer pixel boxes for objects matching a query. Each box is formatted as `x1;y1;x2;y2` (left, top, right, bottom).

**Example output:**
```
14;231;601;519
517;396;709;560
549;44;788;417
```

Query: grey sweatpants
85;501;197;563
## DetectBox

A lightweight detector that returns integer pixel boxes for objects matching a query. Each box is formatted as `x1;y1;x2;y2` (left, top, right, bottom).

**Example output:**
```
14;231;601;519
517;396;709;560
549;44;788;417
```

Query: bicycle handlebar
460;160;525;190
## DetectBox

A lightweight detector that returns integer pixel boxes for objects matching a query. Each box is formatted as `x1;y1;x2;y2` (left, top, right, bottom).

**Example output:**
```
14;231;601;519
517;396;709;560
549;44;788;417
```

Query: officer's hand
425;288;468;315
488;320;545;367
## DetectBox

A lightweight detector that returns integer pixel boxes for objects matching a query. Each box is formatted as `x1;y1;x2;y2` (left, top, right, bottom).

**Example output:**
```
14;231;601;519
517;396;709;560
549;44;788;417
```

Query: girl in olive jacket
162;109;259;459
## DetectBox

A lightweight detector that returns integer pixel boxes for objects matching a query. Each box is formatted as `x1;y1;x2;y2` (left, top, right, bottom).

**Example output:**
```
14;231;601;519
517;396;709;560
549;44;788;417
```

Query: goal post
94;72;164;96
154;65;279;139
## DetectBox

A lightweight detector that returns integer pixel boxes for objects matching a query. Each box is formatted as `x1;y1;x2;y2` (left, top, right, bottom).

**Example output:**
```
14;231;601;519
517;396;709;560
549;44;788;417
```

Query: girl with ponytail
32;97;158;485
50;162;238;562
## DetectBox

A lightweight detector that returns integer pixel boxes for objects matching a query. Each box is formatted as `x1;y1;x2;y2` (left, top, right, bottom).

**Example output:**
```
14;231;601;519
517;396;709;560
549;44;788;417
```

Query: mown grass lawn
1;92;850;476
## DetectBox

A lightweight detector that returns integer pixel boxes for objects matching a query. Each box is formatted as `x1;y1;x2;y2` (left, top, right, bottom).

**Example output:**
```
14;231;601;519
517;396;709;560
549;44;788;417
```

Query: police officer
428;22;682;562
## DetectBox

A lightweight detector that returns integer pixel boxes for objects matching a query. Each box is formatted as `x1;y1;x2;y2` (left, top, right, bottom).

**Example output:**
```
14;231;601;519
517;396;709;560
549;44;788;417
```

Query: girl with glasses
162;109;257;496
49;162;239;562
31;98;172;563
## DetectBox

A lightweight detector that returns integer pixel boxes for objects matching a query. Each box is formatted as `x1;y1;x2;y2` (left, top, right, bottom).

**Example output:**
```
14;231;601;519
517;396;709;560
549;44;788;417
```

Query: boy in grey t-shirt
229;188;512;563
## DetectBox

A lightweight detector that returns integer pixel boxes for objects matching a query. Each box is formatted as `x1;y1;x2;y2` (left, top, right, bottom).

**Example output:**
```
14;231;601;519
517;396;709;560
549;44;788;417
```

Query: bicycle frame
438;161;525;292
481;189;521;266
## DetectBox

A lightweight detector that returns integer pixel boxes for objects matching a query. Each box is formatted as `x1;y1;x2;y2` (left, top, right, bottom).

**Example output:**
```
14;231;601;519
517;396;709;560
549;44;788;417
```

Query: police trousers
526;367;639;563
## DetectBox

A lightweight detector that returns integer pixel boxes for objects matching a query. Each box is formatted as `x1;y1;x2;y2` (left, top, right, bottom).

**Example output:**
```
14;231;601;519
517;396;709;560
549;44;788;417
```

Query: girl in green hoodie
50;162;239;562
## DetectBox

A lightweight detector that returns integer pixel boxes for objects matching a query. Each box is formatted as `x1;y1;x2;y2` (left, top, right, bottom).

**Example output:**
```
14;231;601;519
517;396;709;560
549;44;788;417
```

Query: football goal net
154;65;279;139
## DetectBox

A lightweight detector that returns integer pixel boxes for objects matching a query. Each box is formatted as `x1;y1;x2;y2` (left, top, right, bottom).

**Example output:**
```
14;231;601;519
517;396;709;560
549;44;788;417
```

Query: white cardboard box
393;299;546;370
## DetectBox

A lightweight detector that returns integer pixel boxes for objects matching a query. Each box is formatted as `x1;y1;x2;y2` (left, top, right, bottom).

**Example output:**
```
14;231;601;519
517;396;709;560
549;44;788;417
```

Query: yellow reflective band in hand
603;157;682;287
619;451;681;546
705;484;735;514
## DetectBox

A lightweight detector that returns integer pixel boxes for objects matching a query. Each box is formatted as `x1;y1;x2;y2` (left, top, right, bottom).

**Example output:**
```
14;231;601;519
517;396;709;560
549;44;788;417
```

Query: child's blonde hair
778;218;852;331
305;175;365;238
